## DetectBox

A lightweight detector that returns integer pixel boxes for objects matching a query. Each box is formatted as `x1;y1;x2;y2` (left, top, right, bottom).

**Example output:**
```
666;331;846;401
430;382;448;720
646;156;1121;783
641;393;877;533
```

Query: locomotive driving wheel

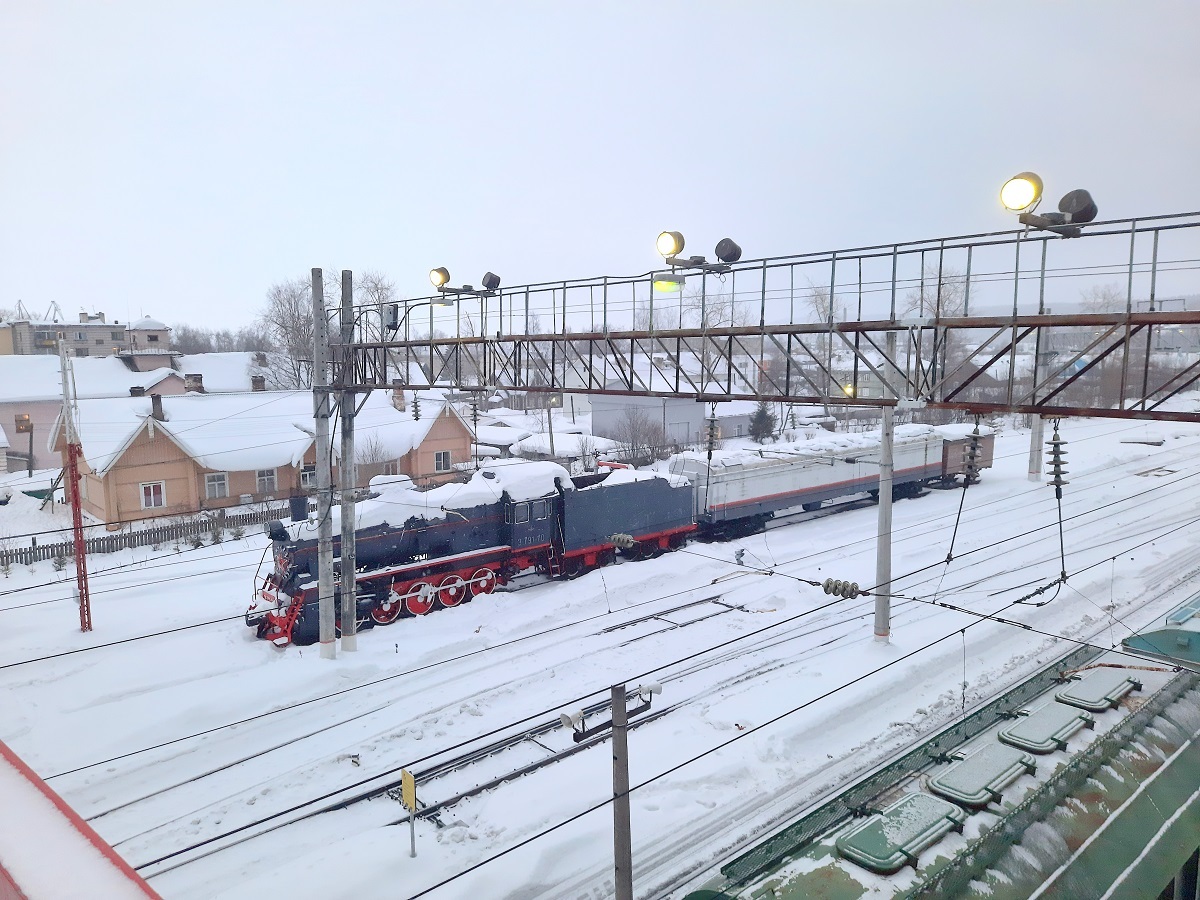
470;567;497;596
404;581;436;616
438;574;467;608
371;590;404;625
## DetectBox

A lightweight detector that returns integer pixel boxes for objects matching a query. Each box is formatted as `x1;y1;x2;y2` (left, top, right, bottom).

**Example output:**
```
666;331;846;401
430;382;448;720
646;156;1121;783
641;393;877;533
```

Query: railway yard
4;414;1200;899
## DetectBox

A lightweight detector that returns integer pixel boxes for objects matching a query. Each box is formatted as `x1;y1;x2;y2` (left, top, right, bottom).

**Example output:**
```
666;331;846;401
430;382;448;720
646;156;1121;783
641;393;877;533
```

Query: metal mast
58;343;91;632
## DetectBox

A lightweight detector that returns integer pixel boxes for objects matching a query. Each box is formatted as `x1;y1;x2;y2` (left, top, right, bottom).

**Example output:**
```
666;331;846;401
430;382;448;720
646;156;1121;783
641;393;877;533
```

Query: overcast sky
2;2;1198;330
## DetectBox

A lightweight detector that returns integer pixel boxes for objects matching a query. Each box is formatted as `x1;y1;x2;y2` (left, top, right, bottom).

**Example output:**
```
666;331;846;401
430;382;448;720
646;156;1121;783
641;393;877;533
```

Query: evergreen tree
749;401;777;443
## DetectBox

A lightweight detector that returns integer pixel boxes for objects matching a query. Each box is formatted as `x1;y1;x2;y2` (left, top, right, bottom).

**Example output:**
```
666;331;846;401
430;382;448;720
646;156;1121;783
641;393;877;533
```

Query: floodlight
1000;172;1043;212
1058;189;1097;223
657;231;686;258
559;711;584;730
429;267;450;288
714;238;742;264
481;271;501;291
637;682;662;699
387;304;400;331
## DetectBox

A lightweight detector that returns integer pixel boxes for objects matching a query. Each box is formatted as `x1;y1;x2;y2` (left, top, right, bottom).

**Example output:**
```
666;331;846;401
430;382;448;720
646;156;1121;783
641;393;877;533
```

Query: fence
0;504;299;570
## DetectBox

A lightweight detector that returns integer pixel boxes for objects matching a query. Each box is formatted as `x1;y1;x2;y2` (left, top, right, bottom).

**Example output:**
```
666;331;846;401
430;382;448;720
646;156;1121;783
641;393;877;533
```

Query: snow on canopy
129;315;169;330
580;467;691;490
0;355;178;403
56;391;448;476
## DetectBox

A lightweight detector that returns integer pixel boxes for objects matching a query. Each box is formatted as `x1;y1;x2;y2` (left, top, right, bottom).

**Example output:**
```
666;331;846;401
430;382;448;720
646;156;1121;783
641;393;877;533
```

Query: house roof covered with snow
52;391;453;476
129;315;169;330
176;352;269;393
0;356;180;403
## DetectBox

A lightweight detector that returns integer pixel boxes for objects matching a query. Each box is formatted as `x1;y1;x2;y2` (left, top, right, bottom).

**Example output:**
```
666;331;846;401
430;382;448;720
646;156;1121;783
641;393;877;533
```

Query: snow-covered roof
129;316;169;330
473;424;532;447
0;356;180;403
176;352;268;393
512;432;621;458
54;391;449;477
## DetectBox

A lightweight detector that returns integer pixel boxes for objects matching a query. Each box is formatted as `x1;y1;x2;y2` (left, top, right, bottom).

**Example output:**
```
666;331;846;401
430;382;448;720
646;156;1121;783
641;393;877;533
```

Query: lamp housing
480;271;501;291
657;231;686;258
429;267;450;288
1000;172;1044;212
714;238;742;264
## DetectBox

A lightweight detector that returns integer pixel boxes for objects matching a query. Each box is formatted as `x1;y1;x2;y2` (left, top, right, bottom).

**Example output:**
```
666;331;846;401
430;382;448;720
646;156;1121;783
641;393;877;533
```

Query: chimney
251;375;266;392
79;312;88;323
184;373;204;392
130;386;146;397
150;393;165;421
391;378;407;411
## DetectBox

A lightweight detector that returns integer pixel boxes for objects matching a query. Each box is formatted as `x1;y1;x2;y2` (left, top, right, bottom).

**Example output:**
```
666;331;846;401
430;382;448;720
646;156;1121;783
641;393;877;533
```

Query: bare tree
1079;283;1125;314
612;406;669;464
680;288;750;329
258;271;342;388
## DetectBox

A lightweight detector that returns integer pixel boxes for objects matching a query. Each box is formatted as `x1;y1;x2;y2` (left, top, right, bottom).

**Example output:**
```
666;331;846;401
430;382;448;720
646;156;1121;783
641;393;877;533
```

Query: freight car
671;424;993;538
248;460;696;646
249;425;992;646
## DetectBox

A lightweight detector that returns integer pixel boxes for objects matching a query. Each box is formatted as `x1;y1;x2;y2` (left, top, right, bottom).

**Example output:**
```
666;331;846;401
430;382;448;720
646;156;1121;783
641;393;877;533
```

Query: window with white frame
256;469;277;493
140;482;165;509
434;450;451;472
300;465;317;489
205;472;228;500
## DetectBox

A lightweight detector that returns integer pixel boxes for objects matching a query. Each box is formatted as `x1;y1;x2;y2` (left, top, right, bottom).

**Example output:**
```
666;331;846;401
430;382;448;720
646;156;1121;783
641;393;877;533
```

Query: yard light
1001;172;1043;212
657;231;686;258
481;271;501;291
429;267;450;288
1001;173;1097;239
653;272;685;292
714;238;742;264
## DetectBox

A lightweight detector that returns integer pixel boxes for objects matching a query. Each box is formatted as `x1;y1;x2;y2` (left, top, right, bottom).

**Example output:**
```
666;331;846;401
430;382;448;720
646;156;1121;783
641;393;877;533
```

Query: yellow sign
401;768;416;812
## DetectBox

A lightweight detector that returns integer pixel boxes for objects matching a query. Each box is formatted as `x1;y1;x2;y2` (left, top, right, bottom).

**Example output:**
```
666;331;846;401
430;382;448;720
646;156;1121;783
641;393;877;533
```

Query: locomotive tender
248;425;993;646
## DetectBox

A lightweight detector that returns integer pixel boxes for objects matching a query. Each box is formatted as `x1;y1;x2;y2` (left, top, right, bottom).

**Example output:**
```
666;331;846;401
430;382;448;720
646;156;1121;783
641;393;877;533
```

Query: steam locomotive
247;425;993;646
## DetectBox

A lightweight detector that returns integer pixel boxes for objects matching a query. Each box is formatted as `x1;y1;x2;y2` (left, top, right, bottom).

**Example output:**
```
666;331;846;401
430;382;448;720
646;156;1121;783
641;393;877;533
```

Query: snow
0;355;178;403
3;412;1200;898
0;750;154;899
57;391;443;476
512;431;621;458
176;352;267;393
312;459;575;535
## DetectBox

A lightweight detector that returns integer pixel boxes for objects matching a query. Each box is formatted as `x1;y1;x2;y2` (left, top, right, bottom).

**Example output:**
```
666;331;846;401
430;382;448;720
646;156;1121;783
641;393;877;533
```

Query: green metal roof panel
1055;668;1142;712
834;793;966;875
998;702;1093;753
1165;592;1200;626
926;742;1036;808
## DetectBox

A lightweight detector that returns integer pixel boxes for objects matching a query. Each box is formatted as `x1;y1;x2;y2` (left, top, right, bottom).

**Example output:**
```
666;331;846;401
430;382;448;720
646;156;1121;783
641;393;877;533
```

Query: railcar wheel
438;574;467;608
404;582;435;616
470;568;497;596
371;591;404;625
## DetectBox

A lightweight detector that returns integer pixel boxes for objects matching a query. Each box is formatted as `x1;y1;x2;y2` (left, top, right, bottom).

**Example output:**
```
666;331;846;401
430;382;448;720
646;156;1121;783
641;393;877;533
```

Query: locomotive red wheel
438;574;467;607
370;595;404;625
404;582;435;616
470;567;497;596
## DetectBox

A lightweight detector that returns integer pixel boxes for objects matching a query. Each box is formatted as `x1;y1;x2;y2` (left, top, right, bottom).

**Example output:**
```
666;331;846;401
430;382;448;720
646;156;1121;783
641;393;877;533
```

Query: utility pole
1028;415;1044;482
338;269;358;652
312;269;336;660
611;683;633;900
874;403;894;644
57;344;91;632
875;328;900;644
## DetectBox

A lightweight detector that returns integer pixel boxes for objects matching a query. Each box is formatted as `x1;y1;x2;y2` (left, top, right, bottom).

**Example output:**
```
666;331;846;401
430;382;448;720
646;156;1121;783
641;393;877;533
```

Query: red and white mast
58;343;91;632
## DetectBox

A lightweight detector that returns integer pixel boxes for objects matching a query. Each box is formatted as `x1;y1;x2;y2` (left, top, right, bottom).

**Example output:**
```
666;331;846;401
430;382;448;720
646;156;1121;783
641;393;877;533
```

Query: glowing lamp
1000;172;1043;212
429;267;450;288
656;231;685;258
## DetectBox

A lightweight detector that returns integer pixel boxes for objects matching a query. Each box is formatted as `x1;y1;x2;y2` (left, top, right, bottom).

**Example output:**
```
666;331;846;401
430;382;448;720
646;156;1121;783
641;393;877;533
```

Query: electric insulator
1045;425;1069;495
822;578;861;599
412;395;421;421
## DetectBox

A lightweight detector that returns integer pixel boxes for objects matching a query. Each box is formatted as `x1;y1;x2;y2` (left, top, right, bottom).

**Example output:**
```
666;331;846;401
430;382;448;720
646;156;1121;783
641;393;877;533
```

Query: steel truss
341;212;1200;423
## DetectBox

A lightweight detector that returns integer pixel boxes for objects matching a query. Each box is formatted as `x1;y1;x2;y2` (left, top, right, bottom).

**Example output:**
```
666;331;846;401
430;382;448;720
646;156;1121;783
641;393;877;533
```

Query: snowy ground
3;415;1200;899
